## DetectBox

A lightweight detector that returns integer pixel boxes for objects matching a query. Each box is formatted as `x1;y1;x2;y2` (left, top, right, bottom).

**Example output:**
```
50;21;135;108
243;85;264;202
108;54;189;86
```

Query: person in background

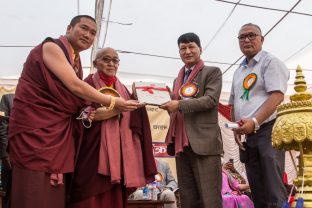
230;23;288;208
223;160;247;185
69;47;157;208
160;32;223;208
132;158;178;208
222;162;254;208
0;93;14;208
8;15;139;208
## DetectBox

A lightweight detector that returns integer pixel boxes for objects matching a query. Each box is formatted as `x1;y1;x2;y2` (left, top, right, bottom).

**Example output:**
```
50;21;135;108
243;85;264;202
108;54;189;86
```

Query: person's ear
93;60;97;68
261;36;264;43
66;25;72;35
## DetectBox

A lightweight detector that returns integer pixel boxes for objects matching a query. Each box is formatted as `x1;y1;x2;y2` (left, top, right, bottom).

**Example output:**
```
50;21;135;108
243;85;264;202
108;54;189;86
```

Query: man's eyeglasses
101;57;120;64
238;33;260;42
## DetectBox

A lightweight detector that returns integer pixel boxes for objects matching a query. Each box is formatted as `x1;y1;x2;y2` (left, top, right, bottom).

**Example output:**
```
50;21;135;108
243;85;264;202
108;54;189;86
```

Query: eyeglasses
238;33;260;42
101;57;120;64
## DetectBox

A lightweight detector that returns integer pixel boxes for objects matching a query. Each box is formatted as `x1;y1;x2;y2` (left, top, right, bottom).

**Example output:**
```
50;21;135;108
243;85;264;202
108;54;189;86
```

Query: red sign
153;142;173;157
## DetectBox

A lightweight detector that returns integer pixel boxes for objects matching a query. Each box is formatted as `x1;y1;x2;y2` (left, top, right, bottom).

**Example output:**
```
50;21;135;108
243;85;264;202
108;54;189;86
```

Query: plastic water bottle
148;183;153;199
143;186;149;200
151;182;158;200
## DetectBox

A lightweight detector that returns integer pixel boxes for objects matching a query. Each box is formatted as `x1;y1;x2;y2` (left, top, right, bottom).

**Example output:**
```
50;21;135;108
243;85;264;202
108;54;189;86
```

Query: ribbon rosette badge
240;73;257;100
179;82;199;99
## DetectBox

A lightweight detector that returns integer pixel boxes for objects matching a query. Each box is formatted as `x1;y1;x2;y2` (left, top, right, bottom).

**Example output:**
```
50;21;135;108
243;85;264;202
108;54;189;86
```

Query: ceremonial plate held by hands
179;82;199;99
98;87;120;107
98;87;120;97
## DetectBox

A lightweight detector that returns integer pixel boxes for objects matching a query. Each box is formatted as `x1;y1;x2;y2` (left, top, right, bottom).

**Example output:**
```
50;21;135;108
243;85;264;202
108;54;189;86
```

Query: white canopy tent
1;0;312;94
1;0;311;184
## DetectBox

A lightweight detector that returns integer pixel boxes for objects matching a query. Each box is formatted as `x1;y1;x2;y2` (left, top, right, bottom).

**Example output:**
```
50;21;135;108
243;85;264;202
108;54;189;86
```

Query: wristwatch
252;117;260;132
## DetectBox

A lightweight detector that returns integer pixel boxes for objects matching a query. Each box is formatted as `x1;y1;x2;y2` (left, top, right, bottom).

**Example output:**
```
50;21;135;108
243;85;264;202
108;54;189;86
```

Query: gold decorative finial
290;65;312;101
272;65;312;207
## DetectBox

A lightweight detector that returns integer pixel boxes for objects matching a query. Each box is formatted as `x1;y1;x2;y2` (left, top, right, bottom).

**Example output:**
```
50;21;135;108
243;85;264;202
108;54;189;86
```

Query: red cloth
69;74;156;203
69;185;125;208
8;36;84;173
11;164;66;208
218;102;232;121
92;72;147;186
98;71;116;87
165;60;204;156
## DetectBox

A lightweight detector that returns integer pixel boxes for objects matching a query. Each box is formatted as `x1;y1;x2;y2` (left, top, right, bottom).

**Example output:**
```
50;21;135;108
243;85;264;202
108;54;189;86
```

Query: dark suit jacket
178;66;222;155
0;94;14;158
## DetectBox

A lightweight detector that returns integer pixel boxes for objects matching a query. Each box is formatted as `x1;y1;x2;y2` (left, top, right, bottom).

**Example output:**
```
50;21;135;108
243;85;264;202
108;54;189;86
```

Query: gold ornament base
291;153;312;207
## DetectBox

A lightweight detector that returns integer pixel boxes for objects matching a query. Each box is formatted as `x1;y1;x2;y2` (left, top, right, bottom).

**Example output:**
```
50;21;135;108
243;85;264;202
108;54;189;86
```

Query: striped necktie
183;69;191;84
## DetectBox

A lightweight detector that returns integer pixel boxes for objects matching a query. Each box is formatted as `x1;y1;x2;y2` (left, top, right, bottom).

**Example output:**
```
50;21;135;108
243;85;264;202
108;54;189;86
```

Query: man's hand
233;118;255;135
159;100;179;113
94;107;119;121
88;110;95;121
115;98;140;112
233;131;244;150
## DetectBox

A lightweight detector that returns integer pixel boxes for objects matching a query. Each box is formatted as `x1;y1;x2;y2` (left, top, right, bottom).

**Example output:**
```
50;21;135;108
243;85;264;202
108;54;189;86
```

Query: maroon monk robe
69;74;156;207
9;36;85;173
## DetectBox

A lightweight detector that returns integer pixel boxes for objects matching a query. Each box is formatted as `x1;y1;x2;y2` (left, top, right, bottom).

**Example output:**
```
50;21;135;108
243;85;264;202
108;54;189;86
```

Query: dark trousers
176;147;222;208
1;166;11;208
245;120;287;208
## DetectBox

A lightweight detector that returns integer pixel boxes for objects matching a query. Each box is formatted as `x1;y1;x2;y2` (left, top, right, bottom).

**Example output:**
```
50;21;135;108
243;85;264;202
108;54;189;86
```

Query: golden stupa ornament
272;65;312;207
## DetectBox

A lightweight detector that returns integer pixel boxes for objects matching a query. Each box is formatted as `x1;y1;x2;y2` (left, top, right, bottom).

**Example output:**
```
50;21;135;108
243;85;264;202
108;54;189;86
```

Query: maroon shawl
8;36;84;173
92;72;156;187
165;60;205;156
69;74;156;203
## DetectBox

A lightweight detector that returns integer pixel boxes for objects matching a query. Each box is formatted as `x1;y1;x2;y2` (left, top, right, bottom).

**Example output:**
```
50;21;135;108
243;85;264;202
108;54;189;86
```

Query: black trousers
245;120;287;208
1;165;11;208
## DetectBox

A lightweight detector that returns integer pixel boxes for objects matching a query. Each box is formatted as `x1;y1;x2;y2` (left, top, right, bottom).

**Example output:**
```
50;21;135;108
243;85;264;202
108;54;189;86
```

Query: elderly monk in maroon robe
8;15;140;208
69;47;157;208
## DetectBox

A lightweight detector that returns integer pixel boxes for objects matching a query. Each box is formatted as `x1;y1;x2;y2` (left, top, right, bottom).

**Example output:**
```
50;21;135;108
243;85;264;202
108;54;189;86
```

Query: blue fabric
295;197;304;208
281;201;290;208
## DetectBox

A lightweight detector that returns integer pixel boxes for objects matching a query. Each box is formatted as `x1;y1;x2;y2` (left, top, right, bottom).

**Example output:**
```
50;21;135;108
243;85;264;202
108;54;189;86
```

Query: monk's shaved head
95;47;119;59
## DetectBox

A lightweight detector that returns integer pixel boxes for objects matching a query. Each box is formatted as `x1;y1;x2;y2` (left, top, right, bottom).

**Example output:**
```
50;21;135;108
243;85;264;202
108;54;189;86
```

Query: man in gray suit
160;33;222;208
0;93;14;208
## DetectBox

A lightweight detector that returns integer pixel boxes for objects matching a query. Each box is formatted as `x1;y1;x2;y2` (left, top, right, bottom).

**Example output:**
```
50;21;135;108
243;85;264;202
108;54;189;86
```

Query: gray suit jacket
156;159;178;191
0;94;14;158
178;65;223;155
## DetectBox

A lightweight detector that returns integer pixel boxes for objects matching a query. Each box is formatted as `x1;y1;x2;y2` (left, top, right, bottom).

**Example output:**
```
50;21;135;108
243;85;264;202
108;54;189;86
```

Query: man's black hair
177;33;201;48
70;15;96;26
240;23;262;35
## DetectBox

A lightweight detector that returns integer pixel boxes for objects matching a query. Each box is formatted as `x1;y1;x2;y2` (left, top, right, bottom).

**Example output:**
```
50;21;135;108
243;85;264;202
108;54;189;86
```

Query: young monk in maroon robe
8;16;140;208
69;48;157;208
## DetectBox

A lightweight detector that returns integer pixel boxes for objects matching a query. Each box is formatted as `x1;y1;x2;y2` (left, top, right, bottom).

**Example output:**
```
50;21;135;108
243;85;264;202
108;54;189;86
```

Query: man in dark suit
0;93;14;208
160;33;223;208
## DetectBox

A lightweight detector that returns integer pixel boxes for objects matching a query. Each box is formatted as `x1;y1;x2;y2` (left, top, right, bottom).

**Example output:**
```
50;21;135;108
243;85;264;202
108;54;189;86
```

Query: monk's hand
234;118;255;135
159;100;179;113
94;107;119;121
88;110;96;121
114;97;139;112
